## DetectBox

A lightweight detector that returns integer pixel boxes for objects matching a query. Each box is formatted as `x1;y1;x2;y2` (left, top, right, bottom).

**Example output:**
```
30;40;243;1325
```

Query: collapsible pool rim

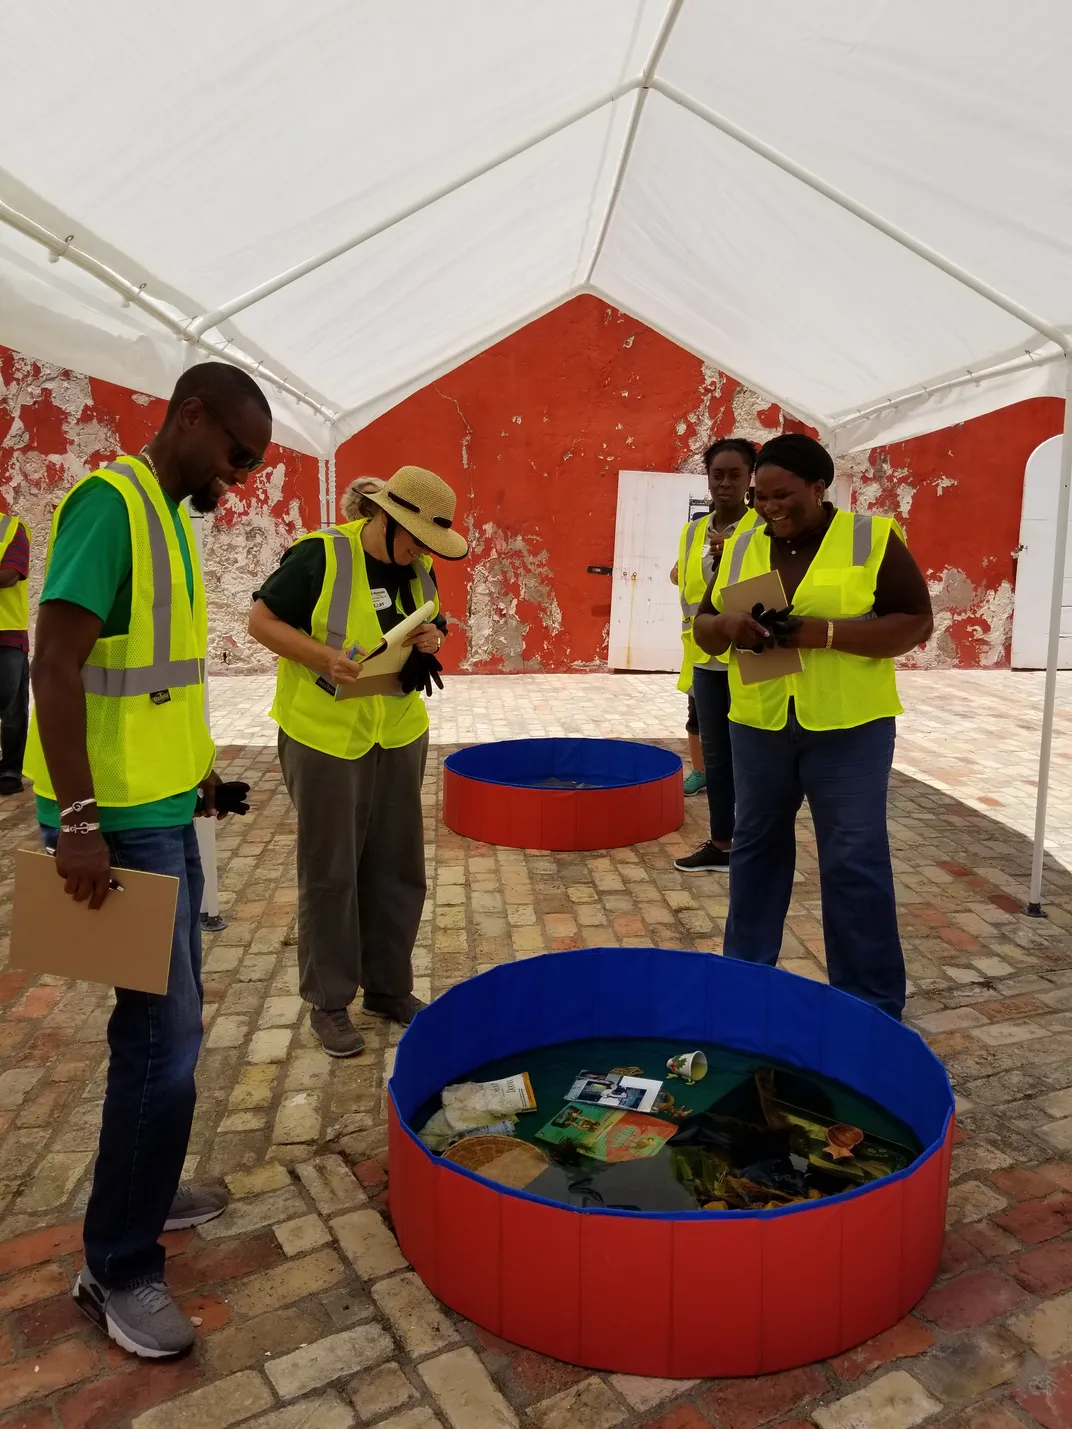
388;947;954;1378
442;737;683;851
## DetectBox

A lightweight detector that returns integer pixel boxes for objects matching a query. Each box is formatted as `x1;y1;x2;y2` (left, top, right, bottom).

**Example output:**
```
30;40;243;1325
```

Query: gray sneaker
310;1006;366;1057
164;1182;229;1231
73;1266;195;1359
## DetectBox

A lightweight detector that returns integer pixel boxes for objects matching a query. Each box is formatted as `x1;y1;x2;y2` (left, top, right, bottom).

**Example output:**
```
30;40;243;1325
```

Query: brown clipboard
334;599;436;701
721;570;803;685
10;849;179;995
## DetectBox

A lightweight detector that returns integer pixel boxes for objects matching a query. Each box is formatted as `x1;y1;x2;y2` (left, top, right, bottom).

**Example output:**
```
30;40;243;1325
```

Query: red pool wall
388;1101;954;1378
442;767;684;851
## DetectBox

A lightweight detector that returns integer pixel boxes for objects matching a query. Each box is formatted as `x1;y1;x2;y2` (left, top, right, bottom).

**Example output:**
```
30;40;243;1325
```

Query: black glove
751;603;804;647
399;648;444;697
195;781;251;817
743;602;776;652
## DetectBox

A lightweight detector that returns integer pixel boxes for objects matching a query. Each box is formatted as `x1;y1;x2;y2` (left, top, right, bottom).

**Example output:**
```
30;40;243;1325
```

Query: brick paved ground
2;670;1072;1429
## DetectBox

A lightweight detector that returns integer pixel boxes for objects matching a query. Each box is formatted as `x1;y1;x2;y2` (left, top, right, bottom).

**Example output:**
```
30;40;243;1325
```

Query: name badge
370;587;392;612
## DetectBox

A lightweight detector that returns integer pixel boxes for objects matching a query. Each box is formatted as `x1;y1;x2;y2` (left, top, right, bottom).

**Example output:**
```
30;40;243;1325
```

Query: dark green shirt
35;475;199;831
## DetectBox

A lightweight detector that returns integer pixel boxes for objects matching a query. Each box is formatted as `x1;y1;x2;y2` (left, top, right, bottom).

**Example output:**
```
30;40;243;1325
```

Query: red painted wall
843;401;1061;667
338;296;811;672
338;296;1061;671
2;294;1062;672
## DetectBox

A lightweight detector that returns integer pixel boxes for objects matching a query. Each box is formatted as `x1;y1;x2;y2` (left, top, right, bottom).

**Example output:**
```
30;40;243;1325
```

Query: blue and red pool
442;737;683;851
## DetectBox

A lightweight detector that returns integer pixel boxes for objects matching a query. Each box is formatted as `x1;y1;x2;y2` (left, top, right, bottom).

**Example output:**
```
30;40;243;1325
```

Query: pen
346;639;387;662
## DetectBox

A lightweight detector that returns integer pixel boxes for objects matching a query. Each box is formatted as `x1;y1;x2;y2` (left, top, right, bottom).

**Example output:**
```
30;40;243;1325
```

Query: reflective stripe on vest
320;528;437;649
727;512;873;585
79;462;205;698
678;515;708;629
719;508;904;732
0;514;14;547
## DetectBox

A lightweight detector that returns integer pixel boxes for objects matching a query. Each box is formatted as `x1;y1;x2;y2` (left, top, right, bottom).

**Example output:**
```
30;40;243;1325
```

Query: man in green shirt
29;362;271;1359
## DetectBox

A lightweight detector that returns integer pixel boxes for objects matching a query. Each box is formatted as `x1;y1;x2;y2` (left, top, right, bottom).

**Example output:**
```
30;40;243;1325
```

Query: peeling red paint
0;347;320;671
3;295;1064;674
847;398;1061;667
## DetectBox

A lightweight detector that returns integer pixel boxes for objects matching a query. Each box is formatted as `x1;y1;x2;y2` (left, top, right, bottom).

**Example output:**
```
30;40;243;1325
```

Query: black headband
388;490;452;528
754;433;834;485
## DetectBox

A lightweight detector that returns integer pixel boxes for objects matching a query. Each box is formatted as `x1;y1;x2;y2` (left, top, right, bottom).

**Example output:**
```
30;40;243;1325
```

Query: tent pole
187;81;643;339
649;79;1072;361
584;0;685;284
0;201;338;431
181;341;226;931
1026;358;1072;915
189;506;225;932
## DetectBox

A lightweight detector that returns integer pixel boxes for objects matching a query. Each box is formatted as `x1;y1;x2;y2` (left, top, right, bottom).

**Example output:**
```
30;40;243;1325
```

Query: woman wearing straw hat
249;466;468;1056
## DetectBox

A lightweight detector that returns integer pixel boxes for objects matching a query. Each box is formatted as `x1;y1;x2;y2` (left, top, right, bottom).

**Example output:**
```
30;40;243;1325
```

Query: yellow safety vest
0;514;30;632
25;458;213;805
271;518;439;760
677;507;758;693
714;508;905;732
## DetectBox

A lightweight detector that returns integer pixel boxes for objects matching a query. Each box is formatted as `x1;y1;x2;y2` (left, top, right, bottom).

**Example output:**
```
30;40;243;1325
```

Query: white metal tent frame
3;2;1071;912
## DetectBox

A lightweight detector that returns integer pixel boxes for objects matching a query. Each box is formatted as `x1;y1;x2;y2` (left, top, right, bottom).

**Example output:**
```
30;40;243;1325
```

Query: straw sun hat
365;466;469;560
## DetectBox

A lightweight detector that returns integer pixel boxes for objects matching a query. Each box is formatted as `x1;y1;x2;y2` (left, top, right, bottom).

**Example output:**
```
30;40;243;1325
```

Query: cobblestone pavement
2;671;1072;1429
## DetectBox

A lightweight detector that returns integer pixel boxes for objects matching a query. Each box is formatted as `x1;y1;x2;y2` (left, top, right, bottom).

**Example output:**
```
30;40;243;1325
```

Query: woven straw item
443;1135;549;1190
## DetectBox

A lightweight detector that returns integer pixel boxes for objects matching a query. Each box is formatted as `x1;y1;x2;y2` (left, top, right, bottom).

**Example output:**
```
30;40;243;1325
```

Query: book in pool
536;1104;676;1163
567;1069;663;1114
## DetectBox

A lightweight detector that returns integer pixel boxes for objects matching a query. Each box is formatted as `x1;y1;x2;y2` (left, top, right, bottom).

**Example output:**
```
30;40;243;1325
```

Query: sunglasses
201;401;266;472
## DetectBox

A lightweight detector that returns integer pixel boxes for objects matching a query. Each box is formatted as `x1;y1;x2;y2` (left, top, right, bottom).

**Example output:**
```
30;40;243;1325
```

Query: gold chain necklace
139;447;159;482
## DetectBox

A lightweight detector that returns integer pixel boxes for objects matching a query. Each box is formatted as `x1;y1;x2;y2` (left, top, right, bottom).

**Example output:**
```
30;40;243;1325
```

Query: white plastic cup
667;1051;708;1083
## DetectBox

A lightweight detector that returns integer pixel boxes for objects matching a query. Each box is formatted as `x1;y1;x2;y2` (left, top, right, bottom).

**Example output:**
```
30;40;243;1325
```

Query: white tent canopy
3;0;1071;456
3;0;1072;905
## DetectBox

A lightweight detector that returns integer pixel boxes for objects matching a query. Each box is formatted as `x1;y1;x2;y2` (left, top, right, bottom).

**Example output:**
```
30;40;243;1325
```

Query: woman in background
674;438;759;873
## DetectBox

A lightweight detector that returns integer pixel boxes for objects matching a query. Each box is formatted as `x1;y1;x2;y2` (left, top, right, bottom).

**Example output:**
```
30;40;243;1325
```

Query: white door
1011;435;1072;669
609;470;710;671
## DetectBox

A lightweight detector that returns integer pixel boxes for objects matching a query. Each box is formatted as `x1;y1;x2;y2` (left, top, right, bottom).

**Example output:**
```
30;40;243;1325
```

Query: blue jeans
723;712;905;1020
42;823;205;1287
692;666;734;844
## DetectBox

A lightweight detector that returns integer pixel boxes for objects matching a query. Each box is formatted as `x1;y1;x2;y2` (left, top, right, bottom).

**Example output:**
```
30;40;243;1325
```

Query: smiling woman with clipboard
249;466;468;1057
694;433;934;1024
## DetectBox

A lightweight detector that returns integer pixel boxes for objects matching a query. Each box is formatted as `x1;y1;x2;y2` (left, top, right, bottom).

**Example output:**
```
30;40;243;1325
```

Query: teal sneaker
683;770;707;797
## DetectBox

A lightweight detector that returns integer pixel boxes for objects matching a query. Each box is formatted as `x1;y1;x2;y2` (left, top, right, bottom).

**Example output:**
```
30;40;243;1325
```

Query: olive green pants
279;729;428;1010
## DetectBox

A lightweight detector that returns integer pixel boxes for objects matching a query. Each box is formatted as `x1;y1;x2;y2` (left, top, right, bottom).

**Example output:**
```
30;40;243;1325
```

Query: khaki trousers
279;729;428;1010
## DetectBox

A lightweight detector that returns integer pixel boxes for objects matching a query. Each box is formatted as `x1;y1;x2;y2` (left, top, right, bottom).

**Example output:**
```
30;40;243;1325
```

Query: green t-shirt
36;475;200;832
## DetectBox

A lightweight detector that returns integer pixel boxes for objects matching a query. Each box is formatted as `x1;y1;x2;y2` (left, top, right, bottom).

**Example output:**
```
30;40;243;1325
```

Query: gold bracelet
825;621;835;649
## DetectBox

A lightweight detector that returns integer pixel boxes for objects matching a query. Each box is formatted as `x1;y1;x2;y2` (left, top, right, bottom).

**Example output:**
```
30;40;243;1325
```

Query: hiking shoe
674;841;730;873
73;1265;195;1359
163;1183;229;1232
362;992;427;1027
683;770;707;797
310;1006;366;1057
0;773;23;796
